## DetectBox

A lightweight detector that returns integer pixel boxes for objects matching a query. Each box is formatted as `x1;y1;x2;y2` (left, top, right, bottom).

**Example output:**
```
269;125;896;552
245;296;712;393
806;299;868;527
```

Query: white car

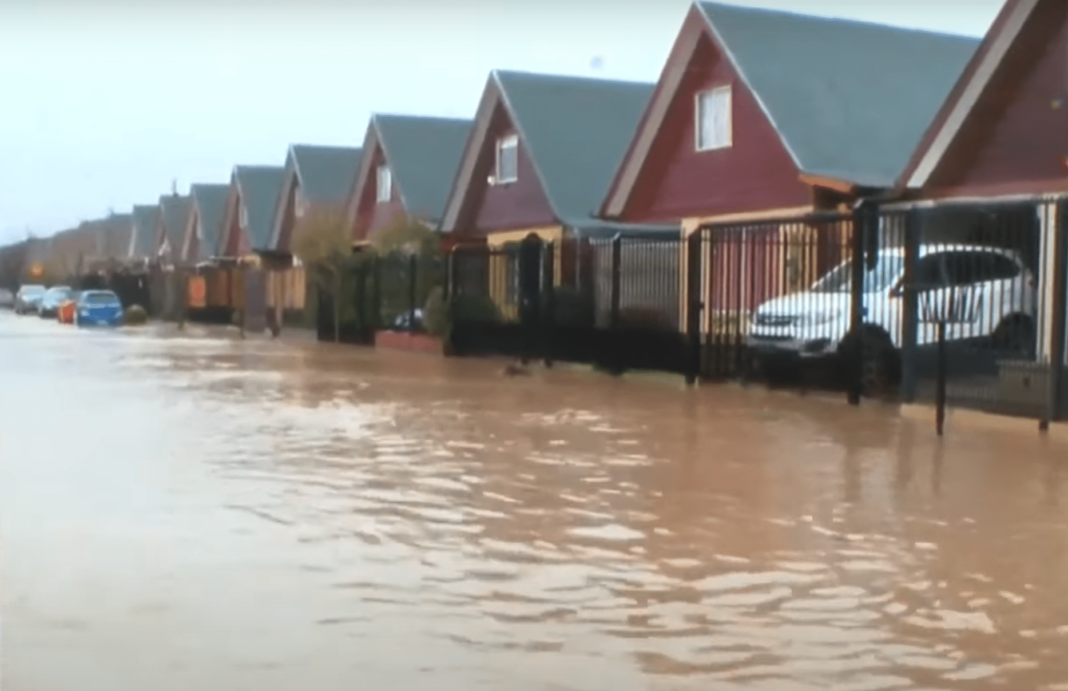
747;244;1037;386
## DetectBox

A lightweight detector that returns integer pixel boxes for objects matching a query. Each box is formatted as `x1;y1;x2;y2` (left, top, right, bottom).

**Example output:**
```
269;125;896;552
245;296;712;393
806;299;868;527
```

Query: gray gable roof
290;145;363;205
158;194;191;254
189;183;230;262
131;204;159;258
697;1;979;187
235;165;286;250
100;213;132;258
373;115;471;223
495;71;654;225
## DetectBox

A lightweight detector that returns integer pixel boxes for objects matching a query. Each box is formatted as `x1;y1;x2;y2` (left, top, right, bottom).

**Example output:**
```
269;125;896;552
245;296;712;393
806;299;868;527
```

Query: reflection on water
2;314;1068;690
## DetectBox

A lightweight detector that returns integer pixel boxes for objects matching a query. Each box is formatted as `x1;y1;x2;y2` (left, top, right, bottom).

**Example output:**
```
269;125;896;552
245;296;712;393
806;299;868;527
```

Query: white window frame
495;133;519;184
695;85;733;152
376;164;393;203
239;204;249;229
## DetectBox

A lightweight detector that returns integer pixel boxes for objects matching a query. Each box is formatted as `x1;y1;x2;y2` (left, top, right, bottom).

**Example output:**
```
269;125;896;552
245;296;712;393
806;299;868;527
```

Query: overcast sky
0;0;1004;243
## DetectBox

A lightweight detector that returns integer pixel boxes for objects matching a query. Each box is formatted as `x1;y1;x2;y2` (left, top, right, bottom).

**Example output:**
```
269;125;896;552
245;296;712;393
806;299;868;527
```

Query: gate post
900;209;920;402
542;242;555;368
518;233;544;364
1043;199;1068;427
609;235;622;329
408;252;418;333
685;230;703;385
847;201;874;405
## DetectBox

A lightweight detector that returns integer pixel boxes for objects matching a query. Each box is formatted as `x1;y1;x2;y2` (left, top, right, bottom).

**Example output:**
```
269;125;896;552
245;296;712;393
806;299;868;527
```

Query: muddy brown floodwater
2;313;1068;690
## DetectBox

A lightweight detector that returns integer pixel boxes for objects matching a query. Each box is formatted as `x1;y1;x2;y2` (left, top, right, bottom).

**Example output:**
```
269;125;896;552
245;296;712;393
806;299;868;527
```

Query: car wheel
992;315;1035;358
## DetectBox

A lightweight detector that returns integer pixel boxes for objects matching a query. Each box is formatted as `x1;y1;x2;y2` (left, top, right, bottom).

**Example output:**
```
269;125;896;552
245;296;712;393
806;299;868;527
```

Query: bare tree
292;209;351;343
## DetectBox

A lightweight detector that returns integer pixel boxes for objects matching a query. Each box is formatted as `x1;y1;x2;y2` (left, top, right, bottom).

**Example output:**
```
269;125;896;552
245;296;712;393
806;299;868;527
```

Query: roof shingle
189;184;230;262
234;165;286;251
372;115;470;223
697;1;980;187
495;71;654;225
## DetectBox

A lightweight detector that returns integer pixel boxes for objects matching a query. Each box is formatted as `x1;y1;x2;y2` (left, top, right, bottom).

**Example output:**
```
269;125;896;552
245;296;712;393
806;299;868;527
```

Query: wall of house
277;181;298;253
224;196;249;257
926;0;1068;197
354;145;408;241
456;104;556;235
621;29;810;223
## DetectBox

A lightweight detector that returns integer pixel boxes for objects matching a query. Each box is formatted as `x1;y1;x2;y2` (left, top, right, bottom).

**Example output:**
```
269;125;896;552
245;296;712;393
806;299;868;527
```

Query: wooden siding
353;145;407;241
621;31;810;223
266;266;306;311
277;179;298;254
224;192;247;258
925;0;1068;197
455;104;556;235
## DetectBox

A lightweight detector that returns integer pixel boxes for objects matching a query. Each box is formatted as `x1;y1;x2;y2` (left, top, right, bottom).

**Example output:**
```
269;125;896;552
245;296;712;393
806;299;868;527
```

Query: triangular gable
185;183;229;262
130;205;159;259
218;165;284;256
900;0;1046;190
441;71;653;232
218;169;245;258
268;150;301;252
156;194;191;263
348;114;471;230
602;2;979;217
269;145;362;251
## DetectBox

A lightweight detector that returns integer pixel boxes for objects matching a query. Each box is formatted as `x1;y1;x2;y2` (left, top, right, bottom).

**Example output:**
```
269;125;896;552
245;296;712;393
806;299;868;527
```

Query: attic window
495;134;518;184
376;165;393;203
239;205;249;229
696;85;732;151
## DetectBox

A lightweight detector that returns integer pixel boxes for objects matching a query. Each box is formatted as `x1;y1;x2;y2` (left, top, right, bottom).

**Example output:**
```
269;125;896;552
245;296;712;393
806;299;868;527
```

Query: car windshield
45;287;71;298
82;292;120;305
810;254;905;294
20;285;45;295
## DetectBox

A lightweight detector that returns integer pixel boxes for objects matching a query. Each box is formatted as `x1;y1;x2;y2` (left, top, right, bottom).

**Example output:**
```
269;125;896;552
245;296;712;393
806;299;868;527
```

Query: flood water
2;312;1068;690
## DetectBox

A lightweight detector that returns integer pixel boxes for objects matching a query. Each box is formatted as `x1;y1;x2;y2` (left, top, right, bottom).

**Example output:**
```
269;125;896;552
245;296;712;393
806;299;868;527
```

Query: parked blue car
75;290;125;327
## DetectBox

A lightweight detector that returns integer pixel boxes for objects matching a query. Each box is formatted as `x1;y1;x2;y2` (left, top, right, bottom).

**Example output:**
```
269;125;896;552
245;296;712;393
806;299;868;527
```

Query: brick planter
374;329;444;354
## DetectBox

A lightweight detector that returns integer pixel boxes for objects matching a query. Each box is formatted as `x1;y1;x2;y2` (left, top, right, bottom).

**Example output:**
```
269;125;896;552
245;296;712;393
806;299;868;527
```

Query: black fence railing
689;198;1068;422
899;199;1061;420
445;234;688;372
315;250;445;343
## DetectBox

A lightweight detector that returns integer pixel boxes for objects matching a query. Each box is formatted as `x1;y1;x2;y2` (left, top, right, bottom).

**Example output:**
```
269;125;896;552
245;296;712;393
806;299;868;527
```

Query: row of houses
2;0;1066;413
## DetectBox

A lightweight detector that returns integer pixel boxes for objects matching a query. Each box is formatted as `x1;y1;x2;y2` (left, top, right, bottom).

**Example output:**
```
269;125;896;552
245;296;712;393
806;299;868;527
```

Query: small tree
292;209;352;343
370;215;445;327
369;214;439;257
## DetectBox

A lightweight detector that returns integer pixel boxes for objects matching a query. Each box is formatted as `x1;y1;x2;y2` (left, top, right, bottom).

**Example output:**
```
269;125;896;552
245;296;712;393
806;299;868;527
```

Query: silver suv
747;245;1037;384
14;284;47;315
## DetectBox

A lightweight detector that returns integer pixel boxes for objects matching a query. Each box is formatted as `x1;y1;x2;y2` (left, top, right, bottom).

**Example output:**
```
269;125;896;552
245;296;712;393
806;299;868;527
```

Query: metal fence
689;198;1068;422
445;234;687;371
898;199;1064;421
312;250;445;343
333;199;1068;427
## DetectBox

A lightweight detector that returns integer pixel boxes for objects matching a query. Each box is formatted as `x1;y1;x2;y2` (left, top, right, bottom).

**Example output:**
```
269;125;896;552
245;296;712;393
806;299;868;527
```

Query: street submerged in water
2;312;1068;691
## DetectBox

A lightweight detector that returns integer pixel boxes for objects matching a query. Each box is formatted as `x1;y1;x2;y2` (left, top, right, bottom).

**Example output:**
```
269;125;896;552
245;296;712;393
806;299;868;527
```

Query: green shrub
423;286;448;337
125;304;148;325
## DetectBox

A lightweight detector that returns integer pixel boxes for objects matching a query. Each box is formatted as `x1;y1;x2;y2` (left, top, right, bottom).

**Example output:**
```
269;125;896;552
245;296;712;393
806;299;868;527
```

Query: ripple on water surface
3;315;1068;690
